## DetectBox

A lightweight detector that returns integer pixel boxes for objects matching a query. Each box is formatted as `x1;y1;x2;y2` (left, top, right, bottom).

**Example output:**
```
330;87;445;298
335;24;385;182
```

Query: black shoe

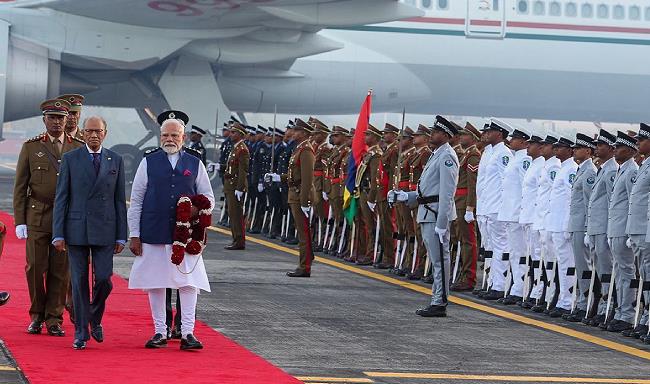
355;260;373;266
286;238;298;245
166;327;172;340
422;275;433;284
171;327;182;340
376;263;392;270
313;245;323;253
47;324;65;337
0;291;9;306
249;229;261;234
286;270;311;278
180;334;203;350
481;290;505;301
416;304;447;317
642;334;650;344
599;318;617;330
565;310;586;322
501;295;522;305
27;321;42;334
450;282;473;292
631;325;648;339
521;298;536;309
608;320;633;333
91;325;104;343
531;303;547;313
72;339;86;350
224;243;245;250
407;272;424;281
145;333;168;348
549;307;571;318
589;314;605;327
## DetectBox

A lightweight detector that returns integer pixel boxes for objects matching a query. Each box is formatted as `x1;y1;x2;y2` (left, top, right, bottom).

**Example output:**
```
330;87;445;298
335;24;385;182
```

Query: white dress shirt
480;142;512;215
545;157;578;232
498;148;532;222
533;156;561;231
519;156;545;225
475;143;493;216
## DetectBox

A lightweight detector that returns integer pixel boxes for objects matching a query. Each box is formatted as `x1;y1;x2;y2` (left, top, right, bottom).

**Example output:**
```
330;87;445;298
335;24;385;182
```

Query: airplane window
645;6;650;20
549;1;561;16
565;2;577;17
533;1;545;15
437;0;449;10
629;6;640;20
493;0;499;11
421;0;432;9
613;5;624;19
581;3;593;18
597;4;609;18
404;0;416;5
517;0;529;14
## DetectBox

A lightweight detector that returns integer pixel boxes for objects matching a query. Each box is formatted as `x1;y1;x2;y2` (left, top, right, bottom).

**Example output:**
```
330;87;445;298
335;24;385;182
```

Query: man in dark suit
53;116;128;350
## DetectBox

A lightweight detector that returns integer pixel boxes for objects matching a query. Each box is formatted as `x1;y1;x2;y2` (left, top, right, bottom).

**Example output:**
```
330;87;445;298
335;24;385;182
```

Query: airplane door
465;0;506;38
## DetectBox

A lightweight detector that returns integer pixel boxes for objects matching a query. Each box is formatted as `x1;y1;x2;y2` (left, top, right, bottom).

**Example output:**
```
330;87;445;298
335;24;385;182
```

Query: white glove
387;190;396;204
322;191;328;201
301;206;310;217
626;237;632;248
464;210;475;223
264;173;281;183
257;183;264;193
434;227;447;244
235;190;244;201
584;234;590;247
15;224;28;239
395;191;408;202
367;202;376;212
215;163;221;171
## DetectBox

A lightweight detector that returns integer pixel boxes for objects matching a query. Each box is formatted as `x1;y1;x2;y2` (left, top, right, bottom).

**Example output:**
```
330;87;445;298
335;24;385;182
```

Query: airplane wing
4;0;423;66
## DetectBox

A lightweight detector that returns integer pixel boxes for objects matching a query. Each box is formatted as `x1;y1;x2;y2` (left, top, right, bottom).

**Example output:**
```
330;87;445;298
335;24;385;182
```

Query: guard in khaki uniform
268;119;316;277
310;118;332;252
223;123;250;250
13;99;84;335
376;123;399;268
324;126;350;255
57;94;85;141
451;123;481;291
408;125;433;281
391;128;417;276
356;124;383;265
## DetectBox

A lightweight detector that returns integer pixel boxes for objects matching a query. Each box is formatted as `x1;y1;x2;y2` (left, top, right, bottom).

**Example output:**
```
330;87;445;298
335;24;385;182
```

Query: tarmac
1;167;650;383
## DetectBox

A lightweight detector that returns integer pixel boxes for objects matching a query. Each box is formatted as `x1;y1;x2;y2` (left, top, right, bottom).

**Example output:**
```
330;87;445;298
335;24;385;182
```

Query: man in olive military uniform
13;99;84;336
450;123;481;291
188;125;208;165
267;119;316;277
223;123;250;250
309;118;332;252
376;124;399;268
355;124;384;266
391;127;417;276
57;94;85;141
406;125;433;280
324;126;351;254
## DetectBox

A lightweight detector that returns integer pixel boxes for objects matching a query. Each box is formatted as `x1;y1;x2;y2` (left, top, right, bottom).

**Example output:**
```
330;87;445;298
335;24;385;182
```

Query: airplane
1;0;649;174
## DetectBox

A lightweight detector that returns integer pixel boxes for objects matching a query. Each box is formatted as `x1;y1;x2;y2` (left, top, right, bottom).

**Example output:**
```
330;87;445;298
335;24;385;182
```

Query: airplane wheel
110;144;142;182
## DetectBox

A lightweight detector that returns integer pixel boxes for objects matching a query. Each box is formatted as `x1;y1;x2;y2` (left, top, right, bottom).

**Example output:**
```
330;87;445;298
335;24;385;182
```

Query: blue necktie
92;153;100;176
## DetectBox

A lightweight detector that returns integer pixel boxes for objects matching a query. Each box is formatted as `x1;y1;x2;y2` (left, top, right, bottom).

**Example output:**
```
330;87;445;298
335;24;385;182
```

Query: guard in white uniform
128;113;214;350
474;126;494;295
585;129;618;326
565;134;597;322
531;136;561;313
605;131;638;329
545;138;578;317
519;135;546;309
497;128;531;305
478;119;513;301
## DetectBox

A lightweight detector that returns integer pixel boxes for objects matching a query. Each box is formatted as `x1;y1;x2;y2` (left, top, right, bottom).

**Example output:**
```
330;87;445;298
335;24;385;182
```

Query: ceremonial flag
343;90;372;223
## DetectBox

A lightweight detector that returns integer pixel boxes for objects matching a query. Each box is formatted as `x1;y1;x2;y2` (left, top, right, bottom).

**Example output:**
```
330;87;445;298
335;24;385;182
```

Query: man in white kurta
128;114;214;350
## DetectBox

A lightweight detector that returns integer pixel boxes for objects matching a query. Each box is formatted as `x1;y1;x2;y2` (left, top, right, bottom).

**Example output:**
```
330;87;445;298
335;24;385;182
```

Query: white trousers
506;222;527;297
528;227;544;300
550;232;576;310
148;286;198;338
487;214;508;291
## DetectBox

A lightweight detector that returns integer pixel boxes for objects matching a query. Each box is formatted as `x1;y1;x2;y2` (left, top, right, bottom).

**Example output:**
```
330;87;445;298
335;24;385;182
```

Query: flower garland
171;194;213;266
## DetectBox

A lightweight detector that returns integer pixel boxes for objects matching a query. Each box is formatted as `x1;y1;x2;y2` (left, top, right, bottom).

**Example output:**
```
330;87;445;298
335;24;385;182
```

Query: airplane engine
4;39;60;122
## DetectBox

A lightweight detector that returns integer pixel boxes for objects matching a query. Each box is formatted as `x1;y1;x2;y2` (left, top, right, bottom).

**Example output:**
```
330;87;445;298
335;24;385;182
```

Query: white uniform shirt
481;142;512;216
475;144;493;216
545;157;578;233
519;156;545;225
533;156;561;231
498;148;532;222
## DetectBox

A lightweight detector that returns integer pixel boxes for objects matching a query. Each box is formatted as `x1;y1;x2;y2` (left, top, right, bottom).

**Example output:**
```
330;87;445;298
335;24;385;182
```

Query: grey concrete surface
1;170;650;384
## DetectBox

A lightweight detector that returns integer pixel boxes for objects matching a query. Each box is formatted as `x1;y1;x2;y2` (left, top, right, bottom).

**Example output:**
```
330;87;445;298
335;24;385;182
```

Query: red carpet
0;212;302;384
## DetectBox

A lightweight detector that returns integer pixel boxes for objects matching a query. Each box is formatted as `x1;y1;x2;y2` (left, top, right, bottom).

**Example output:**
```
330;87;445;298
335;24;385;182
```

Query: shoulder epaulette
144;147;162;157
26;133;46;143
69;135;85;144
183;146;201;158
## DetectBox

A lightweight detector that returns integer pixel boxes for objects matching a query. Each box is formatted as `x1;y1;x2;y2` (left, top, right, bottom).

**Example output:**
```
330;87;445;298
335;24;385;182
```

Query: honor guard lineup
218;114;650;343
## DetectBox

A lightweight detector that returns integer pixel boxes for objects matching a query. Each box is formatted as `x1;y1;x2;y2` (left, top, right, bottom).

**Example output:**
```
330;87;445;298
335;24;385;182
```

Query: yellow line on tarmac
295;377;373;383
208;226;650;362
364;372;650;383
0;366;17;371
